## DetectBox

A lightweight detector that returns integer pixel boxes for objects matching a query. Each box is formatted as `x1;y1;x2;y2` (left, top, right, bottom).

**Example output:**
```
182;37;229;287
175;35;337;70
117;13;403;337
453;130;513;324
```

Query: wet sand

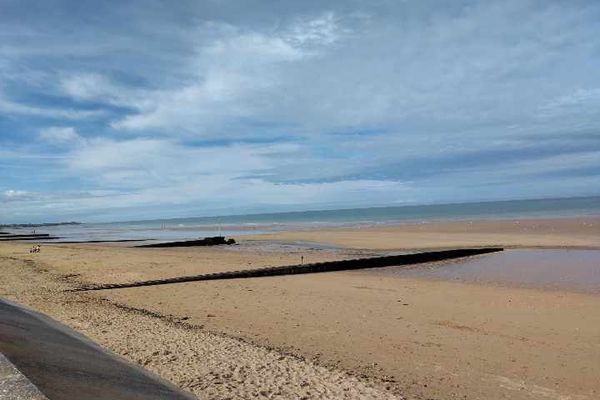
246;217;600;250
371;249;600;294
1;217;599;400
102;265;600;400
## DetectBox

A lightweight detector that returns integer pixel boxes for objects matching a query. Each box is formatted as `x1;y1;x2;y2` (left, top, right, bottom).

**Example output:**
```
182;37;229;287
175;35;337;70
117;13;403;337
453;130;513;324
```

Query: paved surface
0;353;48;400
0;298;196;400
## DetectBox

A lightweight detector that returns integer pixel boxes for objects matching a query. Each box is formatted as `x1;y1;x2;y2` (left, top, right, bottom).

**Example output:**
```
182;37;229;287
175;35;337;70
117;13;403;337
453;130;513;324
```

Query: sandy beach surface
245;217;600;250
1;217;599;400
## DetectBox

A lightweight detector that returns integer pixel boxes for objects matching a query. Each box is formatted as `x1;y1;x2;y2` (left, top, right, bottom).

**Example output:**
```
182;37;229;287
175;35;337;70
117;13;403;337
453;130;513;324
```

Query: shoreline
1;216;599;400
243;217;600;250
5;214;599;245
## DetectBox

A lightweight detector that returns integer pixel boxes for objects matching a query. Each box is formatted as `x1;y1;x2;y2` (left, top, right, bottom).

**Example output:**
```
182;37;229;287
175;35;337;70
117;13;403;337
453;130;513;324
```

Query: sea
7;196;600;242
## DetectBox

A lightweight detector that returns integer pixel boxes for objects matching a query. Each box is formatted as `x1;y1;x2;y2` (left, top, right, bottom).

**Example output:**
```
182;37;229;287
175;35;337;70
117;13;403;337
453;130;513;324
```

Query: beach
1;217;599;399
4;0;600;397
245;217;600;250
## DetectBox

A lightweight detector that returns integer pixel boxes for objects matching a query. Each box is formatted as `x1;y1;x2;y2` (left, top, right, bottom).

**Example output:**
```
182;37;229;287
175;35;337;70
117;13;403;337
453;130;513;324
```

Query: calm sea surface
9;196;600;242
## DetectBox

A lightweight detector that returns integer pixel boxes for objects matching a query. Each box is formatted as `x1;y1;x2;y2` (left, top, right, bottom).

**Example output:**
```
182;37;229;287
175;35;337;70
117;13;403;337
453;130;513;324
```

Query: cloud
39;127;81;144
1;135;412;221
1;0;599;222
0;95;104;120
66;138;276;186
538;88;600;120
285;12;344;48
59;73;153;111
48;1;597;141
1;190;33;202
59;13;347;134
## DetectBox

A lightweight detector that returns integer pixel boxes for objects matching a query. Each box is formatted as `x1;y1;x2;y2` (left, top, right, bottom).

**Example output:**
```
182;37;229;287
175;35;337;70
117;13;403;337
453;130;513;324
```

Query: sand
0;249;397;400
1;217;599;400
100;267;600;400
245;217;600;250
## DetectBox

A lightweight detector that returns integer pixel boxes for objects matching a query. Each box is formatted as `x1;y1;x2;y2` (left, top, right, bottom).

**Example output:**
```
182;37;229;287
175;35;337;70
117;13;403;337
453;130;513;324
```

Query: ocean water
9;196;600;242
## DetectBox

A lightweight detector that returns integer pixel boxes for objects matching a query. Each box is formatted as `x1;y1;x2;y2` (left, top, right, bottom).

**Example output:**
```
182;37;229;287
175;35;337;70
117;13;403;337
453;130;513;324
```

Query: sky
1;0;599;223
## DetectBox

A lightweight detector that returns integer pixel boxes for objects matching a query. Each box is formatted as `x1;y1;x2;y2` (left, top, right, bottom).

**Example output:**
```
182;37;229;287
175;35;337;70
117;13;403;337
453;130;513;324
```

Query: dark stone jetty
0;233;52;238
0;235;61;241
48;239;152;244
0;298;196;400
77;247;503;291
135;236;236;248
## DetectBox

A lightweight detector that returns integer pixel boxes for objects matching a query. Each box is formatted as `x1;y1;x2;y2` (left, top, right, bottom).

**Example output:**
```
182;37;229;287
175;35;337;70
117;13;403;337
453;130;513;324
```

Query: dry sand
0;248;398;400
1;217;599;400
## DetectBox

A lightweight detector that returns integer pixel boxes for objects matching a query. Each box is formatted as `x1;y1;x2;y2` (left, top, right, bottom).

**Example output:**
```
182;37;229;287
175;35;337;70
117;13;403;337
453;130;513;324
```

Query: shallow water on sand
373;249;600;294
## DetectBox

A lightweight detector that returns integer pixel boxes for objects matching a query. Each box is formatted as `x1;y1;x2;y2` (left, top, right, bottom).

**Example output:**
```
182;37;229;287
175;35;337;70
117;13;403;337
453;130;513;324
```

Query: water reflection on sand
372;249;600;294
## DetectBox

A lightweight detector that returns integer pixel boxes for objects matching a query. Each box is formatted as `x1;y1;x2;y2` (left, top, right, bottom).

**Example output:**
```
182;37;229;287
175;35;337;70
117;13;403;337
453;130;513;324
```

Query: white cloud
538;88;600;118
39;127;81;143
0;95;103;120
1;134;412;220
0;178;411;222
63;137;298;190
1;190;32;202
58;13;346;134
1;135;409;218
285;12;344;48
60;74;114;101
51;1;597;140
1;1;599;222
59;73;154;111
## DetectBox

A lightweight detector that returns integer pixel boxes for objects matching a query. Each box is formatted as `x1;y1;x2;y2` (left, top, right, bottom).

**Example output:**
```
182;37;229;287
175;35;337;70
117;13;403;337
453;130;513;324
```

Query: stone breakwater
0;233;61;241
135;236;236;248
77;247;503;291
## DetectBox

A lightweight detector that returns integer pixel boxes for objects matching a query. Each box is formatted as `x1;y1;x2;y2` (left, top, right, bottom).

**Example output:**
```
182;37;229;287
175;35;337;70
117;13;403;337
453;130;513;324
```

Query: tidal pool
372;249;600;294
